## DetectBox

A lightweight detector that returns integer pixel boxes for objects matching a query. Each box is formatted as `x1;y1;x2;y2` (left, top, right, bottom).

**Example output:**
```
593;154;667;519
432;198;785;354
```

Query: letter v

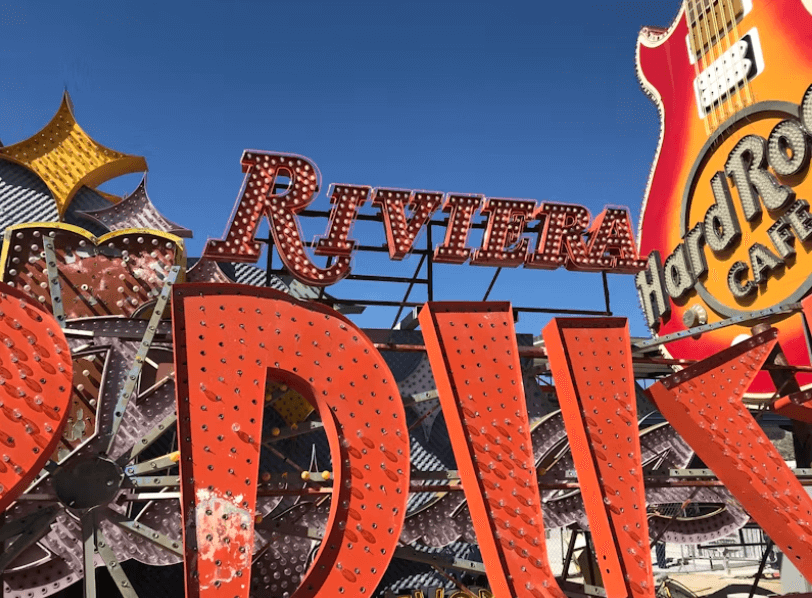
372;189;442;260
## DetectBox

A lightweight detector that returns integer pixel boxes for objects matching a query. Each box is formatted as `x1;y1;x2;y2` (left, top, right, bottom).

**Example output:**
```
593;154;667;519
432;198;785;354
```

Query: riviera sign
203;151;648;286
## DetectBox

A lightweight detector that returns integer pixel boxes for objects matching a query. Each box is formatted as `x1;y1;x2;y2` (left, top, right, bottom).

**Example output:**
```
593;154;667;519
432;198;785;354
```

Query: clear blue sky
0;1;680;337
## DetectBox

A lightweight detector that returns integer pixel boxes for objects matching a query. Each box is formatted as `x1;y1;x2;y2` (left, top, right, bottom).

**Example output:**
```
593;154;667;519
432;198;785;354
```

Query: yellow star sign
0;92;146;217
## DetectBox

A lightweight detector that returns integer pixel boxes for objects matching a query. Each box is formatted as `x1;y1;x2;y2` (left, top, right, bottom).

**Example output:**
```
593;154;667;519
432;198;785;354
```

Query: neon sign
635;0;812;395
638;85;812;330
203;151;648;286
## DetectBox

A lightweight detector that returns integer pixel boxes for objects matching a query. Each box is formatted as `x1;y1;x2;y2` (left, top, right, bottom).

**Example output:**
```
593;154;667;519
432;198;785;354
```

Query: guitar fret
687;0;744;60
687;0;713;25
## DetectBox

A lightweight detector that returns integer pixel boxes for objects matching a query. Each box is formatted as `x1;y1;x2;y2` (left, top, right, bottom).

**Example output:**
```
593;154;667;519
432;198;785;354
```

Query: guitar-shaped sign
636;0;812;395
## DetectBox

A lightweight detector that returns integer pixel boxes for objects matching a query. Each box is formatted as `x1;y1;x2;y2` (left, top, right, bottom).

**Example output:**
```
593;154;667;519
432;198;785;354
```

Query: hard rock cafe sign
636;0;812;394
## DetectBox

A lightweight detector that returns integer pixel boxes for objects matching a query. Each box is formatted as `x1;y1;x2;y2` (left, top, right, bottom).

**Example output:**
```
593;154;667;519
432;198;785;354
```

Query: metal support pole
391;253;427;328
265;237;275;287
81;511;97;598
748;540;774;598
562;527;579;582
482;268;502;301
427;222;434;301
601;271;611;315
317;256;333;301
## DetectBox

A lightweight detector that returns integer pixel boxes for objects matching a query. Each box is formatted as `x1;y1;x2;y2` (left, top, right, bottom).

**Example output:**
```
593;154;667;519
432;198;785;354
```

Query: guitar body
637;0;812;394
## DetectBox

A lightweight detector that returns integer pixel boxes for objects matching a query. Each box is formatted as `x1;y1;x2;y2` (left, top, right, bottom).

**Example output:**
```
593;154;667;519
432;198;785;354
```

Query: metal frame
257;201;614;321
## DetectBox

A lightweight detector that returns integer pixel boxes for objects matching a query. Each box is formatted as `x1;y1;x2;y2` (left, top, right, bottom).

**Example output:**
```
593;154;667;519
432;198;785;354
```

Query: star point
0;92;146;217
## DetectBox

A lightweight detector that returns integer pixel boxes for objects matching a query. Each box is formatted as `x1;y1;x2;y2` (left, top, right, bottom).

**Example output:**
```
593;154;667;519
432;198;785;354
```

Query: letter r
203;152;353;286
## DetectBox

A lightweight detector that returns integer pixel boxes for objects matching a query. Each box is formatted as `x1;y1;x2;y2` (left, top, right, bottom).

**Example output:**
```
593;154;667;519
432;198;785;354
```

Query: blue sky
0;1;680;336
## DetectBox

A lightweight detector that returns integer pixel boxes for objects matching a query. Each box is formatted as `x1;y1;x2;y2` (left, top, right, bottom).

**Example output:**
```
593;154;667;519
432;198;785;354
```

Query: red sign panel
0;283;72;513
648;327;812;578
635;0;812;395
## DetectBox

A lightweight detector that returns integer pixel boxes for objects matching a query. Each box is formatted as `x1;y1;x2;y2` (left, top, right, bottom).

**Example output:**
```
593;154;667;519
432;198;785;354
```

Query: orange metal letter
372;188;443;259
314;184;370;256
648;328;812;581
0;283;72;514
470;198;536;267
585;208;648;273
544;318;655;598
525;202;591;270
172;284;410;598
433;194;483;264
419;302;566;598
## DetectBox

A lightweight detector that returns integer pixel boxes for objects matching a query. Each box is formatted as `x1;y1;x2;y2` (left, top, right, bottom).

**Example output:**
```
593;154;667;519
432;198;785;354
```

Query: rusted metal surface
648;327;812;581
172;283;409;598
185;258;235;284
419;301;566;598
0;283;72;513
52;346;106;462
398;354;441;440
0;223;185;319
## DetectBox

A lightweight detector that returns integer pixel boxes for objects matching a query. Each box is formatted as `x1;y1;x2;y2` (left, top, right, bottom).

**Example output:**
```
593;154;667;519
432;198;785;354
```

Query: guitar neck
686;0;746;61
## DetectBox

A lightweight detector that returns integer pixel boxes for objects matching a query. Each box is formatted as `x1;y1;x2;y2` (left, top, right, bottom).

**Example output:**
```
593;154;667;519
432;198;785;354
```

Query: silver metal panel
79;177;191;238
0;159;58;233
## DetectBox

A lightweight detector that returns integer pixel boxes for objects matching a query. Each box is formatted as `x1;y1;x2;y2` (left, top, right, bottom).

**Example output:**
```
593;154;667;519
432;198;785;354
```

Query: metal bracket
262;421;324;443
264;520;322;542
393;545;486;575
583;583;608;598
103;265;180;455
81;511;97;598
122;413;178;466
96;523;140;598
633;302;801;350
124;453;180;476
42;235;66;326
126;476;180;489
102;507;183;557
402;389;440;406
